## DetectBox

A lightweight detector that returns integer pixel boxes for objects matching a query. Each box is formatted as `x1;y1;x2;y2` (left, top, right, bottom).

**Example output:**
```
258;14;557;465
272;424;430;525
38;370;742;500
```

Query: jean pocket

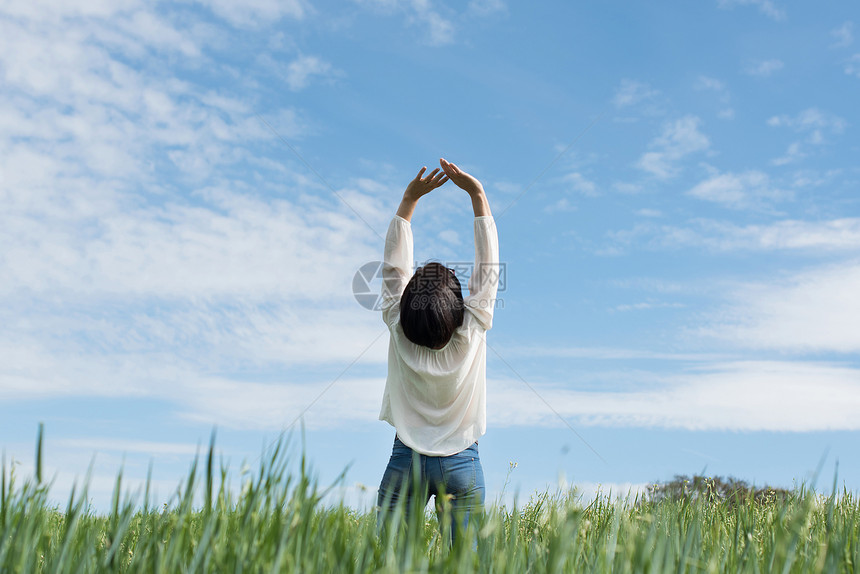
440;455;477;496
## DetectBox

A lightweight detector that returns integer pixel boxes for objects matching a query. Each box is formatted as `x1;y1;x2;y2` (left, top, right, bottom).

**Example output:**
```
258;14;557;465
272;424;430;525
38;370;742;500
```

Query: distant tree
645;474;791;506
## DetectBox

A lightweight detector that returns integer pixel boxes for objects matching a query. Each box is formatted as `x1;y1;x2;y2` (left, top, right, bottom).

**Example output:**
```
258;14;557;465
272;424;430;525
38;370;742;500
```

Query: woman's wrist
396;195;419;221
469;190;491;217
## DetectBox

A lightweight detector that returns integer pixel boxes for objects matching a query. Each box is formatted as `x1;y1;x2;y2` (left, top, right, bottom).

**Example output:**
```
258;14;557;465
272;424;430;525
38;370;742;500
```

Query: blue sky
2;0;859;509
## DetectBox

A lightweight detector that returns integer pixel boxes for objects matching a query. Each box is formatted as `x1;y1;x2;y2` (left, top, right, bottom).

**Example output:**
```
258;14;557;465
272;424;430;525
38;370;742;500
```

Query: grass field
2;429;858;573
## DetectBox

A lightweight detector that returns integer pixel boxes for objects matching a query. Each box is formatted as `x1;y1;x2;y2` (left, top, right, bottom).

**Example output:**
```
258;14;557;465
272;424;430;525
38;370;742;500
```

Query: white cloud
0;0;141;20
845;54;860;78
544;198;577;213
767;108;846;164
788;168;842;188
417;10;455;46
563;172;598;196
694;76;725;91
0;316;390;411
772;141;804;166
715;219;860;250
687;170;788;209
156;351;860;432
194;0;307;27
438;229;460;244
504;346;724;362
612;79;659;108
489;360;860;431
613;301;685;312
0;0;409;430
609;218;860;253
182;376;386;430
467;0;507;17
284;55;336;91
56;438;202;456
743;59;785;77
0;182;384;298
767;108;846;133
356;0;456;45
694;75;733;120
717;0;785;21
704;261;860;353
636;116;710;178
613;182;643;194
831;21;854;48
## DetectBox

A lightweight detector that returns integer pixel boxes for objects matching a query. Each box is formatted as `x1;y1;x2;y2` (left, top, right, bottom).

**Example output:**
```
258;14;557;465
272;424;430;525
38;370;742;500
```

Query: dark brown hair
400;262;464;349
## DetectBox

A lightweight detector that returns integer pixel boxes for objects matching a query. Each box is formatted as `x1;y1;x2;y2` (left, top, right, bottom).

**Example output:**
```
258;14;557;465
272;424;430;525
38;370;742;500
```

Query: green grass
2;428;859;573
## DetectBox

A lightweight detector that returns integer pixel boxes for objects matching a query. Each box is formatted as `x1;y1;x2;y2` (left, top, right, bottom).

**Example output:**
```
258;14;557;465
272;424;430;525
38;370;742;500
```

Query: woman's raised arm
439;158;492;218
439;158;499;329
395;167;448;221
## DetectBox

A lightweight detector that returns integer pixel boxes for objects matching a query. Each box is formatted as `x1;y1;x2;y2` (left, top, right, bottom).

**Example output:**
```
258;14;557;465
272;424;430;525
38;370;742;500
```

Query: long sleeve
463;216;500;331
380;215;414;328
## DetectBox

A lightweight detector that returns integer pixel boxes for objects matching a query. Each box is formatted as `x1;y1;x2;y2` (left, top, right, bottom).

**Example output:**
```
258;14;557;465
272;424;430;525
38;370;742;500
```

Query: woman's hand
439;158;484;197
403;167;449;201
397;166;448;221
440;158;491;217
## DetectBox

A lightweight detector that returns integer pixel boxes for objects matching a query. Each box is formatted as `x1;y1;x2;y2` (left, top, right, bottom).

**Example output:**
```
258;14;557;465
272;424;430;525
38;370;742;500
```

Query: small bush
646;474;792;506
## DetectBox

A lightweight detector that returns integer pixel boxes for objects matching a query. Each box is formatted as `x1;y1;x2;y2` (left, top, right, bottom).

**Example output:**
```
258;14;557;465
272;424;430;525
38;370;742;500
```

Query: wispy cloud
767;108;847;133
772;142;805;166
612;79;659;109
687;170;788;209
57;438;202;456
831;21;854;48
489;360;860;431
0;0;398;429
717;0;785;21
563;172;598;196
410;0;455;45
467;0;507;17
160;355;860;432
694;76;725;92
693;75;734;119
196;0;307;27
636;116;710;179
743;59;785;77
608;218;860;253
767;107;846;165
612;301;686;312
503;346;724;362
845;54;860;78
703;261;860;353
354;0;456;45
284;55;337;91
182;376;386;430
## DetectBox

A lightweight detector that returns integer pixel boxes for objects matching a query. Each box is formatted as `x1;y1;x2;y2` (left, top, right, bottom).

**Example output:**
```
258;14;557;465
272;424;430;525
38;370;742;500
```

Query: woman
376;158;500;544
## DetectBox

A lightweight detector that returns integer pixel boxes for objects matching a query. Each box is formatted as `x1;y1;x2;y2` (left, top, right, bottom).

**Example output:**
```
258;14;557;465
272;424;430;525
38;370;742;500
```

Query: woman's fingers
430;174;448;188
439;158;451;175
424;168;440;181
440;158;460;176
416;166;427;180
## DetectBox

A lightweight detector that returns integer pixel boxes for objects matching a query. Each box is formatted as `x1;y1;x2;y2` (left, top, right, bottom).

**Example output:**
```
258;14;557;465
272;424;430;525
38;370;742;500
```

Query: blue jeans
377;436;485;545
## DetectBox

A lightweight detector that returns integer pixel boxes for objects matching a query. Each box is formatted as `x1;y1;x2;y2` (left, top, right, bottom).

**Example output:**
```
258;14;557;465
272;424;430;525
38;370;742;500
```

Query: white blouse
378;215;500;456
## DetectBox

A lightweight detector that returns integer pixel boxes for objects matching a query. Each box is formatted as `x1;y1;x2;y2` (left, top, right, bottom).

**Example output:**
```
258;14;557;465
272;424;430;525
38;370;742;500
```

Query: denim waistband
394;435;478;453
